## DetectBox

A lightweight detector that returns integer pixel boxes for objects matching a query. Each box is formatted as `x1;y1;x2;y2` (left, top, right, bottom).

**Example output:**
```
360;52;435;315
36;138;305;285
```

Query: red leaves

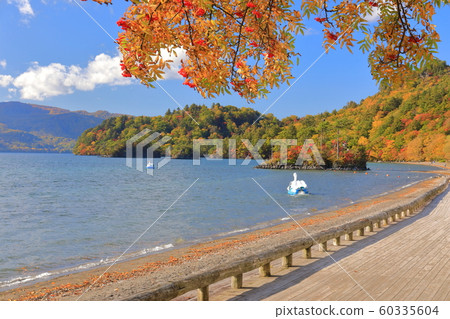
245;27;255;32
183;0;193;8
178;68;188;78
145;14;158;22
116;35;124;45
194;39;207;46
116;18;129;30
385;53;398;61
263;52;274;58
252;10;262;18
314;17;326;23
195;8;206;16
122;70;132;78
183;79;197;88
120;62;131;77
249;41;259;47
368;1;378;7
246;2;256;8
408;36;423;43
235;61;244;68
235;11;244;18
326;31;338;41
174;0;193;7
231;80;244;87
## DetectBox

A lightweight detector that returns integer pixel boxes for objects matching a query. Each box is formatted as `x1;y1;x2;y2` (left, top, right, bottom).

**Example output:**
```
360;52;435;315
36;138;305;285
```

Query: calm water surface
0;153;439;289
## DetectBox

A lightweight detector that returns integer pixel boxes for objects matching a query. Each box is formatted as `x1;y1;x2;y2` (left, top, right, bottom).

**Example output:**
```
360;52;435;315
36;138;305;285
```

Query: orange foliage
83;0;444;101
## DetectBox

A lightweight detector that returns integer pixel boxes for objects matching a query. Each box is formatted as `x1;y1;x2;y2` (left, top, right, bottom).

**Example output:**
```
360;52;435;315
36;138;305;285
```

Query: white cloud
365;8;380;23
7;0;34;16
0;60;6;68
1;50;186;101
0;75;13;87
12;53;131;100
160;48;186;80
304;28;319;36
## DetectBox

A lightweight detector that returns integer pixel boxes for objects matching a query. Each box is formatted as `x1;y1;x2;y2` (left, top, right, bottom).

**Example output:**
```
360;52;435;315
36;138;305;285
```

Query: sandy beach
1;164;448;301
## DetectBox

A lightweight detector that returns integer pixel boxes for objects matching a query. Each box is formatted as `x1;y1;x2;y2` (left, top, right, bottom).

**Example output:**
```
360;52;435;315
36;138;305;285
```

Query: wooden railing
127;177;448;301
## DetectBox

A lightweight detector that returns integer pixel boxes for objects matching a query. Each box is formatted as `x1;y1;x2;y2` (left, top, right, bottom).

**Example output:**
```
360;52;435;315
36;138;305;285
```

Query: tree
86;0;447;101
382;97;403;112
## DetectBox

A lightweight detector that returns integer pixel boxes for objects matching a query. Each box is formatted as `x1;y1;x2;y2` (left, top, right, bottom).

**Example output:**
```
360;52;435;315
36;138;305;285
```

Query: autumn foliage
74;61;449;162
85;0;447;101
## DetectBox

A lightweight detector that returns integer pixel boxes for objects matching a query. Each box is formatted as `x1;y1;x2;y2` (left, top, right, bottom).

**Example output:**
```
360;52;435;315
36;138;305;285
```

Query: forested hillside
0;102;120;152
74;60;449;163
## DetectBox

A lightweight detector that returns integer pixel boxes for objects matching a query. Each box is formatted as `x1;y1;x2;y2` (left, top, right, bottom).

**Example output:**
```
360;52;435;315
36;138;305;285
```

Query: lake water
0;153;439;289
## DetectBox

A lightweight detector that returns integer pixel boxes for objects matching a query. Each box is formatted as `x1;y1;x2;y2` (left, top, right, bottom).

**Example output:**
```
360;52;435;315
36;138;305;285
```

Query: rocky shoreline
255;163;368;171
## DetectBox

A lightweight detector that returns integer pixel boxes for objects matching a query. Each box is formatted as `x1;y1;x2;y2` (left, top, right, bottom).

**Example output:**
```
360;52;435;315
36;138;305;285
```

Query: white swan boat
287;172;308;195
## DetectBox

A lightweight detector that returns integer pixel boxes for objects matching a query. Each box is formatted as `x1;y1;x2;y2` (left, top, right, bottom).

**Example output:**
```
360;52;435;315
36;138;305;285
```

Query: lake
0;153;438;289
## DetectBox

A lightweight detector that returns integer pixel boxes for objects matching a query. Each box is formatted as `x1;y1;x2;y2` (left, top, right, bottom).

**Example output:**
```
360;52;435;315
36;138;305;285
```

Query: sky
0;1;449;119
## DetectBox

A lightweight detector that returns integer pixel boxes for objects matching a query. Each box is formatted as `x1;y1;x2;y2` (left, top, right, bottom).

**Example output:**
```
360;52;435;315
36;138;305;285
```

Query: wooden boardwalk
208;188;449;301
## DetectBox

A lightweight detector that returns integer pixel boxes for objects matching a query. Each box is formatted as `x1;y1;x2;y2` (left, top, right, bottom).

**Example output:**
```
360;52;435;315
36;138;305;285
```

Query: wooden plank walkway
208;188;449;301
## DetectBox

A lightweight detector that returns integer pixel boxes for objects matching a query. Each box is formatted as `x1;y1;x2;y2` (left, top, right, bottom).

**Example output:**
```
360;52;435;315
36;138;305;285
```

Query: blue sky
0;1;449;119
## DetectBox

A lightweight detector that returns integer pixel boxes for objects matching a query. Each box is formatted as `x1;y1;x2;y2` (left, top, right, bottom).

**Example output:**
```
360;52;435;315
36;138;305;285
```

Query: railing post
282;254;293;268
345;232;353;241
197;286;209;301
259;263;271;277
357;228;364;237
319;241;327;252
382;218;389;226
395;213;400;220
333;237;340;246
406;209;410;216
374;221;381;228
366;223;373;232
231;274;243;289
303;247;312;259
388;215;394;223
401;211;406;218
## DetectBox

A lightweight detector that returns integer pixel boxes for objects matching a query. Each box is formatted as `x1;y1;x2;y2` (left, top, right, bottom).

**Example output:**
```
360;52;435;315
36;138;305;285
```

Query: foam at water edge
0;243;175;289
224;228;251;235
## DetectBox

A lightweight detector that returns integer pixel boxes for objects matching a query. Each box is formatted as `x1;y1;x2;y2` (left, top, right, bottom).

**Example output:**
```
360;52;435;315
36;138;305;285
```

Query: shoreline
0;163;438;294
397;161;448;170
0;165;448;301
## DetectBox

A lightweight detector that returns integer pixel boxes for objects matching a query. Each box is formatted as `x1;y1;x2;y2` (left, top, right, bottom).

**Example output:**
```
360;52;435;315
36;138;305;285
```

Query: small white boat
287;172;308;195
146;161;154;169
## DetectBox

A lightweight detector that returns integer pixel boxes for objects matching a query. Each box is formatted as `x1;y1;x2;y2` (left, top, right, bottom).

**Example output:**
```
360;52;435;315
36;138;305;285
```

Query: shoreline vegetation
253;160;447;171
1;164;447;301
254;163;368;171
74;62;449;167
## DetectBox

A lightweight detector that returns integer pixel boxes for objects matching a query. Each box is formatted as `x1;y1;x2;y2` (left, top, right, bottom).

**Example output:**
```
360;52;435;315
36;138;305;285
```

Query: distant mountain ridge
29;104;119;119
0;102;121;153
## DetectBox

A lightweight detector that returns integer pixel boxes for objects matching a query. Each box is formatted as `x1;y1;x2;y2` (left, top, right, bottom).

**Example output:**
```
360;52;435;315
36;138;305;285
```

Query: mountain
333;59;449;162
74;59;449;163
0;102;121;153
